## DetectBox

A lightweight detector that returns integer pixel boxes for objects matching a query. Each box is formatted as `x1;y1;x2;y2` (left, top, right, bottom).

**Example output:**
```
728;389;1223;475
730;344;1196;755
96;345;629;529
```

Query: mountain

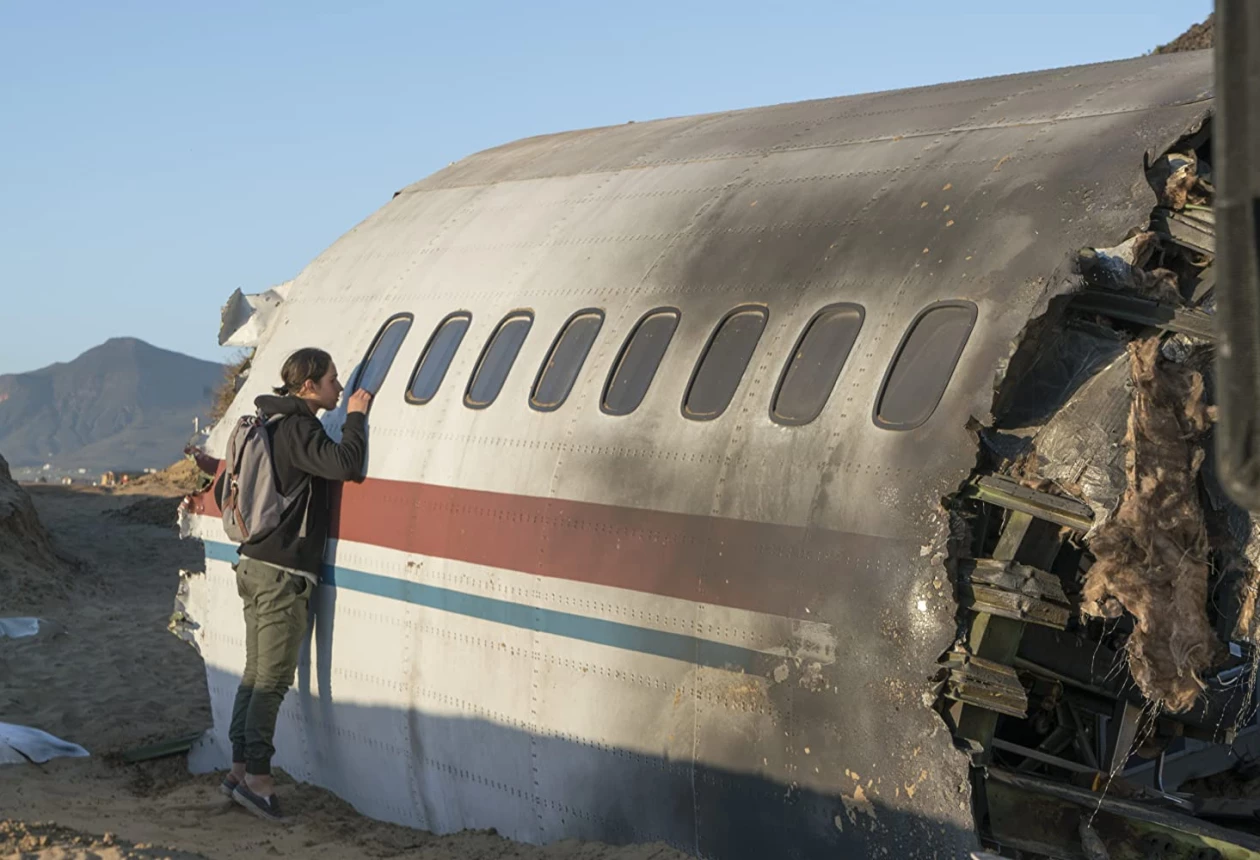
0;338;224;471
1156;14;1214;53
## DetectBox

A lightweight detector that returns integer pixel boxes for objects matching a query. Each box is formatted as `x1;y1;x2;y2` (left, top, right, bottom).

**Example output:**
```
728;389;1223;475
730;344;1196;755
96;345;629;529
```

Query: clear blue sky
0;0;1212;374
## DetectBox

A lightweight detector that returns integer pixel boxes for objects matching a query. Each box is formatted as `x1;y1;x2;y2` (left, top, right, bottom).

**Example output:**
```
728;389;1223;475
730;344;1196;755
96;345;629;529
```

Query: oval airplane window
874;301;977;431
602;309;680;416
465;312;533;409
683;307;767;421
354;314;414;396
406;312;471;404
771;304;864;426
530;310;604;412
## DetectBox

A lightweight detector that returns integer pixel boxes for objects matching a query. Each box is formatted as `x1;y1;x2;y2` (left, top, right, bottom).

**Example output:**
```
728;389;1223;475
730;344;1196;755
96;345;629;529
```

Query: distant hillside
1156;14;1214;53
0;338;223;470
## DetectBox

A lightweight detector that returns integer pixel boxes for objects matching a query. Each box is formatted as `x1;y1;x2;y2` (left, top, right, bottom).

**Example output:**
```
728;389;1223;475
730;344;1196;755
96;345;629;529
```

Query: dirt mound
104;496;182;529
103;457;204;528
1155;14;1214;53
0;451;71;608
119;458;208;497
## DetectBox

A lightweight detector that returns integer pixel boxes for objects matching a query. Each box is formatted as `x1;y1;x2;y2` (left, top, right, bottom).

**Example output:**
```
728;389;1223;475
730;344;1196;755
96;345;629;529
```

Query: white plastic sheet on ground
0;723;89;765
0;617;40;638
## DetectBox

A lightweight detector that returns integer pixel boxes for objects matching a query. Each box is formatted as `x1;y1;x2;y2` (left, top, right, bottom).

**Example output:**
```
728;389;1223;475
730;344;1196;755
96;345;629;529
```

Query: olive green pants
228;557;312;776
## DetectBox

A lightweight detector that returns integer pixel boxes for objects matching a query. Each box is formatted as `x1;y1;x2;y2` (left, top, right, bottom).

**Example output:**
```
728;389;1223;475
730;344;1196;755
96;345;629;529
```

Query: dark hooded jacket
234;394;367;576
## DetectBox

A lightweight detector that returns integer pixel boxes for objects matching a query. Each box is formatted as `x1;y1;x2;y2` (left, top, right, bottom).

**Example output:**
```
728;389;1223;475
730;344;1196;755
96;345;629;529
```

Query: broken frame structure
176;50;1260;858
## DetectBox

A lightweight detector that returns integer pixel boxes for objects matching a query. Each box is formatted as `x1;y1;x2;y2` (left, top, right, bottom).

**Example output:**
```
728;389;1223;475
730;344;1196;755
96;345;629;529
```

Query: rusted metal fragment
962;475;1094;532
990;738;1099;775
962;559;1071;629
954;513;1067;757
119;732;203;764
942;649;1028;719
987;768;1260;859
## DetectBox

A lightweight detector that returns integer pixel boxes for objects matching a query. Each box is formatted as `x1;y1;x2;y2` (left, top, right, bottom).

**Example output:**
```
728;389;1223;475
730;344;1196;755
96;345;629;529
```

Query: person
190;347;370;821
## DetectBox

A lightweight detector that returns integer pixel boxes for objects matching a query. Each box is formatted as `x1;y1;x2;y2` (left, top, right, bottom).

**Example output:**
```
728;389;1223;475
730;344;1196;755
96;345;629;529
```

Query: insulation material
1231;532;1260;645
1147;150;1213;211
1081;338;1218;712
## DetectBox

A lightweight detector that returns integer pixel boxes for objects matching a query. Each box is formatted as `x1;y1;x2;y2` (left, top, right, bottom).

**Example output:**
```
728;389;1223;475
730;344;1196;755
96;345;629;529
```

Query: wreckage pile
987;128;1236;714
0;451;71;609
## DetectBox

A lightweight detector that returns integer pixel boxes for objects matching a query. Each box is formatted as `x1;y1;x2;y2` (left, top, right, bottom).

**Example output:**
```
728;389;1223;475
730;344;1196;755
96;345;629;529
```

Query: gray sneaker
232;782;284;822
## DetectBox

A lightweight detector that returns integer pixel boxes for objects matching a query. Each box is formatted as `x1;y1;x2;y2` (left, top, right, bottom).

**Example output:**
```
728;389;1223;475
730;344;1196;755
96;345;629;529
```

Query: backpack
217;411;310;545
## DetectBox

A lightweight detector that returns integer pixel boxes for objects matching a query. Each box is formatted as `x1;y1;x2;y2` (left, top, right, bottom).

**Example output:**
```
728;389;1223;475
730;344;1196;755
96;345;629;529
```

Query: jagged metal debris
1030;351;1131;534
218;281;291;348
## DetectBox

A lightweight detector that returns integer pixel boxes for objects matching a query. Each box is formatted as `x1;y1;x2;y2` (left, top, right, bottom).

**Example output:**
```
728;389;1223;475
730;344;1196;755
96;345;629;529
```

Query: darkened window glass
771;304;864;426
407;313;471;404
355;315;413;395
531;311;604;411
602;309;680;416
683;307;768;420
466;313;533;408
874;302;976;430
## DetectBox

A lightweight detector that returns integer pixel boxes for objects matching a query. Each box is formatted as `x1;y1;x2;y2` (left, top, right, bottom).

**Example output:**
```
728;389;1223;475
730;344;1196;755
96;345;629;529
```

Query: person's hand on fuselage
346;389;372;415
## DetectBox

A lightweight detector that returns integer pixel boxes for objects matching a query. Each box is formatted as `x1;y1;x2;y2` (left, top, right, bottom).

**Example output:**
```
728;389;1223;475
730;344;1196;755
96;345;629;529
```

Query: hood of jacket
253;394;317;419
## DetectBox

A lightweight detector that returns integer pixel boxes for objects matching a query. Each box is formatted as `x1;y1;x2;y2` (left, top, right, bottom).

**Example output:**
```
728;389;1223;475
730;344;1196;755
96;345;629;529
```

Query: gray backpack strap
267;411;315;539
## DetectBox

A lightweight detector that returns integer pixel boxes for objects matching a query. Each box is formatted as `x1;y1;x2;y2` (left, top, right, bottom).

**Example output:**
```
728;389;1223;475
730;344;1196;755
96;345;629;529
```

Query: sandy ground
0;484;691;860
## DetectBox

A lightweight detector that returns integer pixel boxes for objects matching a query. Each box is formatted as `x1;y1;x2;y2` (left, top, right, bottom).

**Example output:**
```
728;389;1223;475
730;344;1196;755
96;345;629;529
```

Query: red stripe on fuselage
190;475;900;620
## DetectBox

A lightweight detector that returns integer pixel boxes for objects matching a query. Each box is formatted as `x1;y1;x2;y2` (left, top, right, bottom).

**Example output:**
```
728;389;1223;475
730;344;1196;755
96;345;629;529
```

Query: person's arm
287;409;369;483
184;446;221;476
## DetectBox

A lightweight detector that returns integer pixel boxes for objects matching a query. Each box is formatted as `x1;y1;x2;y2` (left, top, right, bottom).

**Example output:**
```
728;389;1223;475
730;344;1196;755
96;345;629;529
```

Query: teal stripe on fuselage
204;540;763;672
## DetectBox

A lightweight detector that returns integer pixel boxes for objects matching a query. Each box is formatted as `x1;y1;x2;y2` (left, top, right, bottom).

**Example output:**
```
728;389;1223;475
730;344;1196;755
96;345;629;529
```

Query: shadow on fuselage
202;656;979;860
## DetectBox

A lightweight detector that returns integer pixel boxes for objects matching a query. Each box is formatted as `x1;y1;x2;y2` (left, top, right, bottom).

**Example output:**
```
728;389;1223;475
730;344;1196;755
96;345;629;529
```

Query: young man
197;347;370;820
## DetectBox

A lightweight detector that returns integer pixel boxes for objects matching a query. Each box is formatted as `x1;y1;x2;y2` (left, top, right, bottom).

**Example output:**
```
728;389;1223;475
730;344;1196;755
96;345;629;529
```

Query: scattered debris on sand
0;819;206;860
